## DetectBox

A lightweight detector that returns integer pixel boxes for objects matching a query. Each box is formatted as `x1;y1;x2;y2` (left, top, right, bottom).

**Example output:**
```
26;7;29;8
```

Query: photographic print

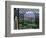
14;8;39;30
5;1;45;37
11;5;43;34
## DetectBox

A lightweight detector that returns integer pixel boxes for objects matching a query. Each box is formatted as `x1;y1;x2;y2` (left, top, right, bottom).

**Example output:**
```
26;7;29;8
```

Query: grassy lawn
19;20;39;29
